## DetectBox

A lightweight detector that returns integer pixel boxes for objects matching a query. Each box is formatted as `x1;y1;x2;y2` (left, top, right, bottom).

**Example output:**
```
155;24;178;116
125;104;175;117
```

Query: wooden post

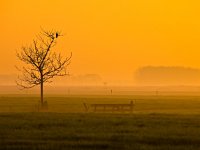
83;103;89;112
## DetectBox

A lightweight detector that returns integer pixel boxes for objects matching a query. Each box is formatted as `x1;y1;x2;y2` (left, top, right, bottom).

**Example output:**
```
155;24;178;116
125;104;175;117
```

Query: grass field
1;95;200;149
1;95;200;114
1;113;200;150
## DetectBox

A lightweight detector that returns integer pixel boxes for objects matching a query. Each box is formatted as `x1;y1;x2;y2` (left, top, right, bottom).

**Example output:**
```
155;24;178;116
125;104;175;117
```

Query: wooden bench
83;100;134;113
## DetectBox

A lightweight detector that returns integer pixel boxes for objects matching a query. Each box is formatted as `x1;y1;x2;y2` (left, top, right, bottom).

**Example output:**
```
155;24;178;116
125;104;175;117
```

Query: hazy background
1;0;200;90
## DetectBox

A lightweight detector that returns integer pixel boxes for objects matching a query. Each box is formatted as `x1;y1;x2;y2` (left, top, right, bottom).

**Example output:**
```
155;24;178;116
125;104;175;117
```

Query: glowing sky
1;0;200;84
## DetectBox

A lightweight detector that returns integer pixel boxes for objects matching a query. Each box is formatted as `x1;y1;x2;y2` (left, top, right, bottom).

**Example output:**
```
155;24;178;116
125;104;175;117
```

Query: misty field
1;95;200;114
1;95;200;149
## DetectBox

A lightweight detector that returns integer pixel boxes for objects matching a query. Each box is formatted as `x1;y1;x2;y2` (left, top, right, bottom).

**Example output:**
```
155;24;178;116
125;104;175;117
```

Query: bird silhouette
56;32;59;38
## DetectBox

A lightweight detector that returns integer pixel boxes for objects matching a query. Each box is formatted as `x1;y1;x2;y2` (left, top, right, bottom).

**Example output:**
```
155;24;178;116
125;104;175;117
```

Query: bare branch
16;29;72;91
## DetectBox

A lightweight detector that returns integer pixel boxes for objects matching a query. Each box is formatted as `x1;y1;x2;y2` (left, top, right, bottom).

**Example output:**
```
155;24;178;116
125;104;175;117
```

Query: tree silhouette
16;29;72;107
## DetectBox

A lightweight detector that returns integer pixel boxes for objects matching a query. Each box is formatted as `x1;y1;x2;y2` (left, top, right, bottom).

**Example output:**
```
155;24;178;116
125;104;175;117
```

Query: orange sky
1;0;200;85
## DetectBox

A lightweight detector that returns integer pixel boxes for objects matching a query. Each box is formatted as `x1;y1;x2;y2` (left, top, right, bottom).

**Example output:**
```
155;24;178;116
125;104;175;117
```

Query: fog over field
135;66;200;86
1;66;200;95
1;1;200;149
2;66;200;87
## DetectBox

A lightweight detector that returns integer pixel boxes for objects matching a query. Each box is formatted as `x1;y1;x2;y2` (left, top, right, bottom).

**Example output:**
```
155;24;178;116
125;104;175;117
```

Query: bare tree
16;29;72;107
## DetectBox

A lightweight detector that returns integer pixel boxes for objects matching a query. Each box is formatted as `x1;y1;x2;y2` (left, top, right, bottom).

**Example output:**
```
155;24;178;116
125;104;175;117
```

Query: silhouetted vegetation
16;29;72;107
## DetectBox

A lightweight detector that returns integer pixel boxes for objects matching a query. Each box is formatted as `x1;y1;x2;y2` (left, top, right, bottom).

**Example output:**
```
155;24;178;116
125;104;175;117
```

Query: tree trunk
40;74;44;106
